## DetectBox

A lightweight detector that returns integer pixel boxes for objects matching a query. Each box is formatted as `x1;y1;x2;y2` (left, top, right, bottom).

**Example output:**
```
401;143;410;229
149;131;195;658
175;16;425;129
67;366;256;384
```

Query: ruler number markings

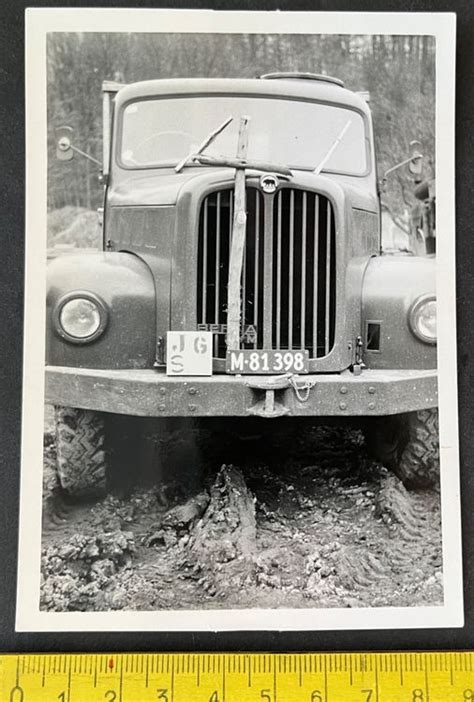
9;686;24;702
3;653;474;700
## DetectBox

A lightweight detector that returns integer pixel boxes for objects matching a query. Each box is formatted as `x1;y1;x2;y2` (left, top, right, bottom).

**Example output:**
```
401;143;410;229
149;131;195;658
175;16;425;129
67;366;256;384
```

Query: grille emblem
260;173;279;194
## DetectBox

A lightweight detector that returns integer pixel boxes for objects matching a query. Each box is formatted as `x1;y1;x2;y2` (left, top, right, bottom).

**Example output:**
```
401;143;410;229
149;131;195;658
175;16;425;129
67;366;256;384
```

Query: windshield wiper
175;114;293;177
313;119;352;175
174;116;233;173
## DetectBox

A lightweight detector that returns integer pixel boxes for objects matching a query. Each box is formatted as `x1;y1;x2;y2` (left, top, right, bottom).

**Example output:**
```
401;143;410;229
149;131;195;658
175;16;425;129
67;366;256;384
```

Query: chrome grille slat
325;199;332;356
214;193;221;324
263;195;274;349
242;224;247;327
254;190;260;344
201;198;208;324
313;194;319;355
288;189;295;350
197;186;336;361
301;191;307;349
276;192;282;350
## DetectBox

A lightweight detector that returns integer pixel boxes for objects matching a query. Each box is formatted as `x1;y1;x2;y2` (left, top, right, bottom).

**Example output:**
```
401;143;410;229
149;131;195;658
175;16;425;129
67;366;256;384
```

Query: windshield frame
115;92;372;178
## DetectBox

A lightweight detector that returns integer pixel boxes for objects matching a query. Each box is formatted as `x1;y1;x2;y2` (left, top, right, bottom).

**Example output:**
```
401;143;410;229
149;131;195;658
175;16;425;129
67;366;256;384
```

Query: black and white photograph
17;9;461;631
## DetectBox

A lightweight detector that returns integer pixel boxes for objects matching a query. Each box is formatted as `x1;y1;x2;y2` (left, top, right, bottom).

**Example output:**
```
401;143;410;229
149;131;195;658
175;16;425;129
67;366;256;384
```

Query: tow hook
245;375;290;418
246;373;316;417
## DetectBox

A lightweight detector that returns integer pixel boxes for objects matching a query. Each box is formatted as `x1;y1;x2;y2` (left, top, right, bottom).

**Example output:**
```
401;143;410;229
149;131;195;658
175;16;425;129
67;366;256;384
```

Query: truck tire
55;406;107;498
366;408;439;489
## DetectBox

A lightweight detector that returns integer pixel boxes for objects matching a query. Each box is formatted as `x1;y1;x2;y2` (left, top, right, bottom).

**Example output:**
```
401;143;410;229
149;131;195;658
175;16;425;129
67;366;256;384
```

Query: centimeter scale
1;653;473;702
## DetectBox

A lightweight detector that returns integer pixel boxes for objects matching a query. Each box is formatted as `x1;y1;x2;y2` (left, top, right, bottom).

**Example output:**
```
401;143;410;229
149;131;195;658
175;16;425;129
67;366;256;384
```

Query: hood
108;166;378;211
108;167;228;207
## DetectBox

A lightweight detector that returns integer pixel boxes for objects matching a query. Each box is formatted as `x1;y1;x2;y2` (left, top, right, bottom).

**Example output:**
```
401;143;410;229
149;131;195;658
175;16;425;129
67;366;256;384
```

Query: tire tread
395;408;439;488
55;406;107;497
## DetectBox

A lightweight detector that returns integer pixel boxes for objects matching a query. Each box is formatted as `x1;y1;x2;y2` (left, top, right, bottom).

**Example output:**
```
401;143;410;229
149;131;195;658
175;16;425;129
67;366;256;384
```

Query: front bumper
45;366;438;418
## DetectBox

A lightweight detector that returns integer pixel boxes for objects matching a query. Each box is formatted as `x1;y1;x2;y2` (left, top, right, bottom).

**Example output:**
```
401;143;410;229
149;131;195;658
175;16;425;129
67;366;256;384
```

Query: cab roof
114;76;370;115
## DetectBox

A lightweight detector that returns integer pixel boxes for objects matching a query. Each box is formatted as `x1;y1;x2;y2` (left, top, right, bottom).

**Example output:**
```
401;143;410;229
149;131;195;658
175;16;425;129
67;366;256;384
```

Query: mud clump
145;491;210;547
41;531;135;611
181;465;257;595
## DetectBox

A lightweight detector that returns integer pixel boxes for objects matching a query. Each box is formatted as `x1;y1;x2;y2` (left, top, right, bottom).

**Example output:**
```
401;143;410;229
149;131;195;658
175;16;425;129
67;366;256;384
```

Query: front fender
46;252;156;369
362;253;436;370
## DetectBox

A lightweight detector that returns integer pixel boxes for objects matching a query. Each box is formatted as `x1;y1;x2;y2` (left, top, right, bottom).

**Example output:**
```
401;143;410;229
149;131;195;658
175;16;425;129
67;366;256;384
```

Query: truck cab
47;73;438;497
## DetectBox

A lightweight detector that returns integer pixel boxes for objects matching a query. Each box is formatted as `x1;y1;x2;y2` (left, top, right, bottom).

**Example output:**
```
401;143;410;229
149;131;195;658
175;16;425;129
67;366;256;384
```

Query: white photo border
18;8;461;632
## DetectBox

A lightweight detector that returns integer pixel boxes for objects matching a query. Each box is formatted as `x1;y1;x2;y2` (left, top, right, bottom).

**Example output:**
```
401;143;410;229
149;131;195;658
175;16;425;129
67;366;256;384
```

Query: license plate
226;349;309;374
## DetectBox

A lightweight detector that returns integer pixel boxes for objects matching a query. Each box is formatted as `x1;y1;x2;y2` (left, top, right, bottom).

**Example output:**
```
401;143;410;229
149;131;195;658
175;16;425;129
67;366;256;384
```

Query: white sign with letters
166;331;213;376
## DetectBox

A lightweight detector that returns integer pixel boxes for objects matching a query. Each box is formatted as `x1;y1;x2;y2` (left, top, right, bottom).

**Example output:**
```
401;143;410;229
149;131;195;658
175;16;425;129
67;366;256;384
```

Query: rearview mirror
381;141;424;193
55;125;101;169
408;140;423;178
56;125;74;161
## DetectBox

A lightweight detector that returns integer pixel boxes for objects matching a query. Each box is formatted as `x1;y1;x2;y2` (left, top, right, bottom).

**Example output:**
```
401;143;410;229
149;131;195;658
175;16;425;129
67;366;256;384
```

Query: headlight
54;292;108;343
409;295;437;344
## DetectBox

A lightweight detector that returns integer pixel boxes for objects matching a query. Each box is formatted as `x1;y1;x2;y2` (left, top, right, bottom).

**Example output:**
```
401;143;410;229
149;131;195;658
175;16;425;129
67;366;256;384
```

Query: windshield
119;95;369;175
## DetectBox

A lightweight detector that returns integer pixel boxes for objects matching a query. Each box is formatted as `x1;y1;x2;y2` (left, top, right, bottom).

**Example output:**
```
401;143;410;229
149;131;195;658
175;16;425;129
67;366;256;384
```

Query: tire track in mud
303;472;442;606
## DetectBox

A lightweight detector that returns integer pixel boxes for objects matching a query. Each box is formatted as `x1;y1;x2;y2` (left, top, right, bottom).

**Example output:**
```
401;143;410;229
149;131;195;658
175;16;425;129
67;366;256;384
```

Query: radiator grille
197;187;336;360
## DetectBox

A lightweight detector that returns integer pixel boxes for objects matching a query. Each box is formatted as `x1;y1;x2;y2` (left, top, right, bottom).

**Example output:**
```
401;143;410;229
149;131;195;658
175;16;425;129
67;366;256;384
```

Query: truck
47;72;438;498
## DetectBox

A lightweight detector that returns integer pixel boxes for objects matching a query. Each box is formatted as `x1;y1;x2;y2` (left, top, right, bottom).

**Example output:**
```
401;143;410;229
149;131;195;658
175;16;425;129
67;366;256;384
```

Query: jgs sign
166;331;213;376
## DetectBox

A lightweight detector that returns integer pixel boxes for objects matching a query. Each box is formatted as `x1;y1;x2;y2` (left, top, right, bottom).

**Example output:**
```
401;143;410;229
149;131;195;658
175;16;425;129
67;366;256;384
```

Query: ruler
1;653;472;701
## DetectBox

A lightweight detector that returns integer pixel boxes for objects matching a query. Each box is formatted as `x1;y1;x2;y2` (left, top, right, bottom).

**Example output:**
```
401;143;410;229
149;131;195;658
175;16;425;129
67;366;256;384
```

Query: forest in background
47;32;435;217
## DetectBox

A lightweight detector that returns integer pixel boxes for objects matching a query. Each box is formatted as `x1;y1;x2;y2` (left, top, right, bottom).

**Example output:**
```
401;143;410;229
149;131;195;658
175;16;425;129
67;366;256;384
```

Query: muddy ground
41;408;443;612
